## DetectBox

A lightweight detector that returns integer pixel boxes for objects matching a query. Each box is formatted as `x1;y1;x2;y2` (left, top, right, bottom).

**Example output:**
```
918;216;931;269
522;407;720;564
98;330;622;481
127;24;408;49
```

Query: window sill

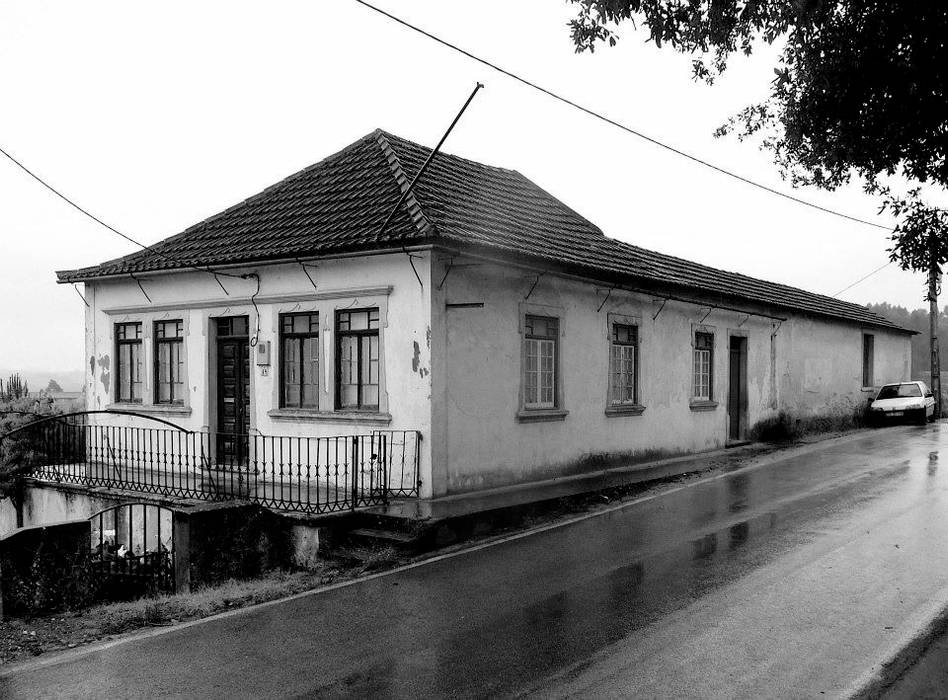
105;403;192;416
517;408;569;423
605;404;646;417
689;400;719;412
267;409;392;425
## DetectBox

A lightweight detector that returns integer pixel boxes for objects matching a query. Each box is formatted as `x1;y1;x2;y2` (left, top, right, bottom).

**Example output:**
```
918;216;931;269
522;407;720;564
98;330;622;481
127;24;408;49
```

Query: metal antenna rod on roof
375;82;485;288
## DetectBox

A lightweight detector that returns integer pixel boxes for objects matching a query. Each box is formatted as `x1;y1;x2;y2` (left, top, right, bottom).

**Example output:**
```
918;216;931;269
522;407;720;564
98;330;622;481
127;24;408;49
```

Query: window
115;322;142;403
216;316;249;338
693;332;714;401
876;382;921;400
610;323;638;405
863;333;874;386
524;315;558;409
154;320;185;404
336;308;380;410
281;313;319;408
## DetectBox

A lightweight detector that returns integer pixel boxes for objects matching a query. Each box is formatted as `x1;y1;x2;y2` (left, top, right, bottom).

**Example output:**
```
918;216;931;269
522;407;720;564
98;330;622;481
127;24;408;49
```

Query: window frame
335;307;381;411
693;330;715;402
115;322;143;404
279;312;320;409
153;320;185;405
609;322;639;407
522;314;560;411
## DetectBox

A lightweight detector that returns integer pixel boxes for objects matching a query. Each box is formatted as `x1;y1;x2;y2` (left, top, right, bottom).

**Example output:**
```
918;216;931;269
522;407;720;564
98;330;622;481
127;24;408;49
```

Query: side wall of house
82;252;435;497
430;256;912;496
777;317;911;417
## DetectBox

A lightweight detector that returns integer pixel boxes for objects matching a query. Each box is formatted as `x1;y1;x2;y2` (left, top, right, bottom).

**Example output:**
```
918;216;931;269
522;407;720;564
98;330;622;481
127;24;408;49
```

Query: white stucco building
57;129;913;503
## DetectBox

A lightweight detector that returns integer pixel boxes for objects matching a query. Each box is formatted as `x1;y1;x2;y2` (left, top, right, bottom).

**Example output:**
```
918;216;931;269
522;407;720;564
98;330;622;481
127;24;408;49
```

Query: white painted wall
431;255;913;496
0;484;125;535
83;252;434;497
76;248;912;502
777;316;911;417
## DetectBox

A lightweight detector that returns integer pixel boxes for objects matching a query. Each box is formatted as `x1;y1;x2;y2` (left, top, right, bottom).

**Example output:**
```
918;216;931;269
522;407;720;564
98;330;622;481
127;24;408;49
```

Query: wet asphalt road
3;424;947;699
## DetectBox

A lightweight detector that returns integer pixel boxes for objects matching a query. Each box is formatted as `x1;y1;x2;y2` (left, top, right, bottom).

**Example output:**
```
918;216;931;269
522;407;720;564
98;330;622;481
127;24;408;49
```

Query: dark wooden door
216;317;250;465
728;336;747;441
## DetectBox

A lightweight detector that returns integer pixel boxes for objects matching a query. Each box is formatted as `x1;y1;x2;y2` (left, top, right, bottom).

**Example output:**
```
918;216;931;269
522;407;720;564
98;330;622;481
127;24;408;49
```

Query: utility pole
929;234;942;417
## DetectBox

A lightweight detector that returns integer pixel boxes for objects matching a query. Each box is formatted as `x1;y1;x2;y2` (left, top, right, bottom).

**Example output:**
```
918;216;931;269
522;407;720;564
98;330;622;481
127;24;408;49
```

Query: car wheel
915;409;928;425
929;410;938;423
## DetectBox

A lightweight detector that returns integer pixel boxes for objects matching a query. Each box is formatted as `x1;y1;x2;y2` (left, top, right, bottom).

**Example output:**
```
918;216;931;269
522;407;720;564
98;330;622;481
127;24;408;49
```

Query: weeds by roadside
750;407;870;443
0;565;355;664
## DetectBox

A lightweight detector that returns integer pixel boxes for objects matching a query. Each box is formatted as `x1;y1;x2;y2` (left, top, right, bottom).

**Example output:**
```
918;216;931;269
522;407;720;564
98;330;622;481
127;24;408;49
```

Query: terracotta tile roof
57;129;910;333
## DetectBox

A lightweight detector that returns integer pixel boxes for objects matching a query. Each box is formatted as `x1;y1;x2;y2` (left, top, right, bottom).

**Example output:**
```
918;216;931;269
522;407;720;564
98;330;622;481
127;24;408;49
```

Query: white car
869;381;936;425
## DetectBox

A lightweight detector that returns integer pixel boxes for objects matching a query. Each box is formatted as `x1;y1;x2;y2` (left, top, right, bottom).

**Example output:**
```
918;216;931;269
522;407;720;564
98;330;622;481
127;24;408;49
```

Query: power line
0;145;247;280
352;0;895;233
832;261;894;297
1;6;902;308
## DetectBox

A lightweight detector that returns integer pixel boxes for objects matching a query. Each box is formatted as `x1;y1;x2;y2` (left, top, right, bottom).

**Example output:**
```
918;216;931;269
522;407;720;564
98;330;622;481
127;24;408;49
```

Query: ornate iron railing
9;418;420;515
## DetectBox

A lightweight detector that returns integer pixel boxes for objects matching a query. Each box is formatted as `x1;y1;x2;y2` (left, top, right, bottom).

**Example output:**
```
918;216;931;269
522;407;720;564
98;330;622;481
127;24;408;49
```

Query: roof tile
57;129;909;333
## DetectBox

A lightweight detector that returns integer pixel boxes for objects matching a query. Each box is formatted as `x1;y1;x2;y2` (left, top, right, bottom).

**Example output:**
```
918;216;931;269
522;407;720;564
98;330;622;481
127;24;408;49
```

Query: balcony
10;418;420;516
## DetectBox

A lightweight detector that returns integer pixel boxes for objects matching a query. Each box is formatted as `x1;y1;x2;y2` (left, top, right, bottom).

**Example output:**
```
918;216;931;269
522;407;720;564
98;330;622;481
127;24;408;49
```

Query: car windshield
876;383;922;399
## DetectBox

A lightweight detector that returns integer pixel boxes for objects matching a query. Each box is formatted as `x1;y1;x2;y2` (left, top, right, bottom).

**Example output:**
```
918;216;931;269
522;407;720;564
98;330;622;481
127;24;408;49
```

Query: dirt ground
0;429;861;667
0;567;356;665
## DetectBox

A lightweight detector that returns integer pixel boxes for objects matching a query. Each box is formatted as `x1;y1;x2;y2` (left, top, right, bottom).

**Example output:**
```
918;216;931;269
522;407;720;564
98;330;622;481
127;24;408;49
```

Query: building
54;129;912;506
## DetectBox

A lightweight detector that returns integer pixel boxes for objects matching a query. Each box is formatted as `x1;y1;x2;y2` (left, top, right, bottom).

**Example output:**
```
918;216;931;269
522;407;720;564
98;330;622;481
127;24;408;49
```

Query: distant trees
0;373;29;401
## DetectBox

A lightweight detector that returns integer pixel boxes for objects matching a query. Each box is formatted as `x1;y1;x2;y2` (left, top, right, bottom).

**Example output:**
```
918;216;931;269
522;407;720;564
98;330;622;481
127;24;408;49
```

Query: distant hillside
0;369;84;393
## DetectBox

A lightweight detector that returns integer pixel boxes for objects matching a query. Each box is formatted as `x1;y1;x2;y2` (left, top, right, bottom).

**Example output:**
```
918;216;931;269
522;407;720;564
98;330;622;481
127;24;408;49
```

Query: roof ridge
376;129;522;176
373;130;436;239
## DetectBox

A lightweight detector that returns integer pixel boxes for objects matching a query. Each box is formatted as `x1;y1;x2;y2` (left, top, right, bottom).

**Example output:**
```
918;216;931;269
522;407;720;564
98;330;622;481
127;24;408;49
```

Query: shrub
0;396;64;496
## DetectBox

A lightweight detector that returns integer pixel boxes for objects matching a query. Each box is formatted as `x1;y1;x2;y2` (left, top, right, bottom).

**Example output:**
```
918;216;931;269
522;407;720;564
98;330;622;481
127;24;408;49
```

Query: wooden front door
216;316;250;465
728;336;747;441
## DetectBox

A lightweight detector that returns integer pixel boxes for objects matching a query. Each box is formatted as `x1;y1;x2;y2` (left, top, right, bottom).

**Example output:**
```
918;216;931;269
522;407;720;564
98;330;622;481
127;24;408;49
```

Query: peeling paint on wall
412;340;430;378
97;355;110;394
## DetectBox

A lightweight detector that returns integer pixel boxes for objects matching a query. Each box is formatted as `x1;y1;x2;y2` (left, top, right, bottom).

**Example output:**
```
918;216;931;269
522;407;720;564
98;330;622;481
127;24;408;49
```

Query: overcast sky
0;0;929;375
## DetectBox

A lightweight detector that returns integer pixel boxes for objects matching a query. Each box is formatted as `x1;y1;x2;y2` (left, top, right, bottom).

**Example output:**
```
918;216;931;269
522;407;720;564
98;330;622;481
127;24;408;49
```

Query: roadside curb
847;591;948;699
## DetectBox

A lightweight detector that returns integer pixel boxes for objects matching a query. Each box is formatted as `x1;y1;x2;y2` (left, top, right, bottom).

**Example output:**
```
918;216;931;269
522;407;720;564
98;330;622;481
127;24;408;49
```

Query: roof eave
55;239;440;284
434;240;917;336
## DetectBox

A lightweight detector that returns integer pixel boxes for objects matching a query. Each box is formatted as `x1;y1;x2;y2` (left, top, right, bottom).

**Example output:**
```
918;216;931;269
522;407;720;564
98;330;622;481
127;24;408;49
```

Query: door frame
727;333;749;442
211;315;251;465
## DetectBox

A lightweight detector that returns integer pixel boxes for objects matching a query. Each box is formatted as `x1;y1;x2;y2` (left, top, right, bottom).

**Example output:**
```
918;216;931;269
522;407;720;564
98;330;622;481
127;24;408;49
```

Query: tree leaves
567;1;948;192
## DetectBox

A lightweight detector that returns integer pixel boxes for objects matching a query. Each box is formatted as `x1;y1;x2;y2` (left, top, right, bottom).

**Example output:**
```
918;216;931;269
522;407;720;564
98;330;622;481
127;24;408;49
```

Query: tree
568;1;948;408
1;373;29;402
568;1;947;191
0;395;60;527
880;191;948;413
